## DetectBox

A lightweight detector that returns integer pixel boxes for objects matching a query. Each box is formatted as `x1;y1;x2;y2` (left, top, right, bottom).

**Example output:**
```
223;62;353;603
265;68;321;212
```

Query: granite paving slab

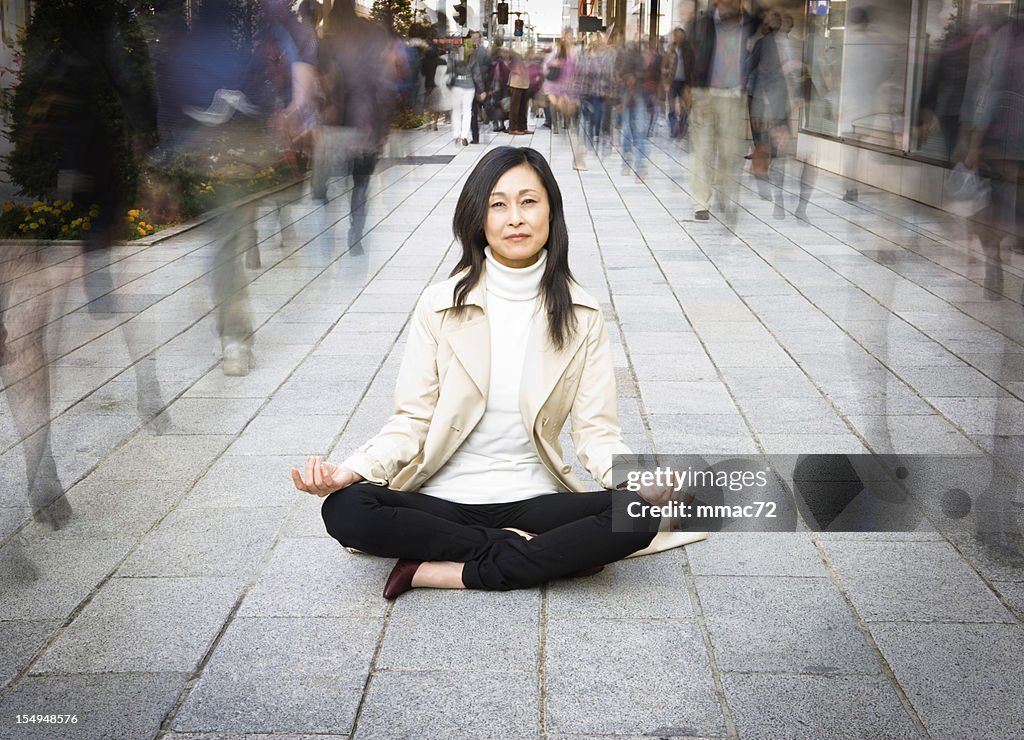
639;382;738;415
0;673;186;740
871;622;1024;739
86;434;233;482
377;588;539;671
686;533;826;577
166;735;346;740
548;550;694;620
821;540;1014;622
0;536;135;621
0;620;59;692
353;670;539;740
116;507;289;578
722;673;922;740
183;455;300;509
696;575;879;674
237;538;389;619
227;415;347;456
22;479;183;539
31;577;243;674
544;619;724;736
151;397;265;436
173;617;378;735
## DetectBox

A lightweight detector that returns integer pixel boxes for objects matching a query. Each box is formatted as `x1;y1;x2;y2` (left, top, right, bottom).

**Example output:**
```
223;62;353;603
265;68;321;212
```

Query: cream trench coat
341;271;707;556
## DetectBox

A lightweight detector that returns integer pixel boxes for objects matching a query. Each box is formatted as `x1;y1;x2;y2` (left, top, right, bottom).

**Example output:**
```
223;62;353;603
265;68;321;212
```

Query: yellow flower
128;209;140;220
82;222;90;231
63;202;73;211
29;222;38;229
137;226;146;235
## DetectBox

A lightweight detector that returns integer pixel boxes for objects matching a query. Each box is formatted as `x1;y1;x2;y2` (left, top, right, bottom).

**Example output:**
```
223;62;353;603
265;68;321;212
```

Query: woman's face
484;163;551;269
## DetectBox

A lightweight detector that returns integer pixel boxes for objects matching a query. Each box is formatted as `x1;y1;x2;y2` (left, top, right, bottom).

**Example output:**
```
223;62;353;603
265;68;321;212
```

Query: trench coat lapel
519;306;587;431
434;275;490;399
447;315;490;398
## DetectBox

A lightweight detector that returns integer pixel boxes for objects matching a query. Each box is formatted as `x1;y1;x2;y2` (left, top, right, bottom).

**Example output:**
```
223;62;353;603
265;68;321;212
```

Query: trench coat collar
429;269;600;421
427;268;601;313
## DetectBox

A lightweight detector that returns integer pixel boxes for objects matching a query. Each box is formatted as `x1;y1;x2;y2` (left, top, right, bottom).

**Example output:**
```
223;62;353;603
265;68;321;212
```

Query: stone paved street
1;126;1022;739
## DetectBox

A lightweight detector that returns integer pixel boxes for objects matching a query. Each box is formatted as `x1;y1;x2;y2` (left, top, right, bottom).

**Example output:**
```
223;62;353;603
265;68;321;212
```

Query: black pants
509;88;529;131
471;95;484;142
348;154;378;247
321;483;659;591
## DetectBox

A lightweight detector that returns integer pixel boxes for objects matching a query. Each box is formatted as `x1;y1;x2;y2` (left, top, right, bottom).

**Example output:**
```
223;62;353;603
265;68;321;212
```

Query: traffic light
514;18;524;36
453;2;467;27
497;1;509;25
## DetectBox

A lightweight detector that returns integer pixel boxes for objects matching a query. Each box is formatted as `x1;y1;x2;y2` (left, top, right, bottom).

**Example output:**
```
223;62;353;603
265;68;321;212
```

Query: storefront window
803;0;846;136
804;0;912;153
913;0;1017;163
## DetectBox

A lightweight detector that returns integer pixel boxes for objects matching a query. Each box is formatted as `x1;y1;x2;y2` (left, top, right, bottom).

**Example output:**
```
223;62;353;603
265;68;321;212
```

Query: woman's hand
291;457;363;497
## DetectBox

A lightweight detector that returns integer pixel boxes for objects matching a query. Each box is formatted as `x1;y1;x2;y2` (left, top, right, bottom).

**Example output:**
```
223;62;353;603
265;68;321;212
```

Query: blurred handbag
944;162;990;217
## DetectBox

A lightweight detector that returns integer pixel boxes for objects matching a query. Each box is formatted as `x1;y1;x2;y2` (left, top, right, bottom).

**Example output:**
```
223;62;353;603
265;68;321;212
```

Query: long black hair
451;146;577;350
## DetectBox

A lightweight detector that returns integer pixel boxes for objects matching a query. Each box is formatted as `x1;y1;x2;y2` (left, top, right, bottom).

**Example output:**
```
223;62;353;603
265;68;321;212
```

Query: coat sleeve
569;310;633;489
341;295;440;485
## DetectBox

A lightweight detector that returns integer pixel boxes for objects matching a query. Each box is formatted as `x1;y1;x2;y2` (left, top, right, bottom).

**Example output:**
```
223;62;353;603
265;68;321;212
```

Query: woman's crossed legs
320;483;659;591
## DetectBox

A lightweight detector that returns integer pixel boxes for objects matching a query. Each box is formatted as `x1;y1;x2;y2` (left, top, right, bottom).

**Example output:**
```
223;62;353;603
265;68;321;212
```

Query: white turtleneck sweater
418;247;562;504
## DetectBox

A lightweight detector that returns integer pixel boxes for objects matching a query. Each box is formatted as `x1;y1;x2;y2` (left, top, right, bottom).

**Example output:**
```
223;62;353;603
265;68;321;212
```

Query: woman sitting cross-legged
292;146;705;599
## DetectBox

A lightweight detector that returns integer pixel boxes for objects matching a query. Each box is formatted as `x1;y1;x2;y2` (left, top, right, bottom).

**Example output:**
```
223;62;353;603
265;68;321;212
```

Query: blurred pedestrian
617;41;650;178
314;0;394;250
687;0;757;222
423;40;451;131
469;30;490;144
747;9;789;216
0;246;71;533
837;6;902;202
545;33;584;169
448;35;478;146
507;51;531;134
662;27;695;139
576;33;616;159
489;45;511;133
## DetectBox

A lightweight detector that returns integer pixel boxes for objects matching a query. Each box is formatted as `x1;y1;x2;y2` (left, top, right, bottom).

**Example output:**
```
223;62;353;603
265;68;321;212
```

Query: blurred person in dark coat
163;0;312;375
747;9;790;216
661;27;695;139
313;0;394;250
1;0;155;538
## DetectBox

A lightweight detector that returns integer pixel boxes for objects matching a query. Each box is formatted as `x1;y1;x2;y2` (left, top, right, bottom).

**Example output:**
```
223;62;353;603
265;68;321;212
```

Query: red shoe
383;559;422;600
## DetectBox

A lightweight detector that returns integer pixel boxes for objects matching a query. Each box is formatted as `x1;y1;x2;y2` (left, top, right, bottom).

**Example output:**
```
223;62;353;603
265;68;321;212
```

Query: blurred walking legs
0;246;69;528
690;90;746;218
212;201;256;376
620;95;649;177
